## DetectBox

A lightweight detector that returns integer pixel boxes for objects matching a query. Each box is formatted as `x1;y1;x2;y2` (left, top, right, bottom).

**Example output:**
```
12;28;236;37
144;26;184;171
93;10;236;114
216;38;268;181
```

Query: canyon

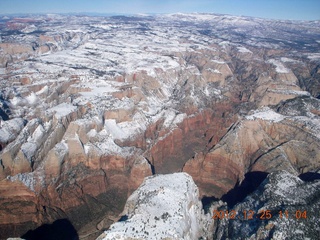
0;13;319;239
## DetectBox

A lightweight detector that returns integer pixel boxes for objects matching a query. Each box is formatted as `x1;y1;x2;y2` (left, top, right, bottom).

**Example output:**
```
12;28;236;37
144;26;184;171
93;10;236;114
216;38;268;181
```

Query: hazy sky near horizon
0;0;319;20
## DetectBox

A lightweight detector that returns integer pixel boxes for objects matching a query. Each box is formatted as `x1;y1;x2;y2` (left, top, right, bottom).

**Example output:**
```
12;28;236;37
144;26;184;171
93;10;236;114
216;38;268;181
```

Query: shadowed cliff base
221;171;269;208
299;172;320;182
21;219;79;240
201;196;219;213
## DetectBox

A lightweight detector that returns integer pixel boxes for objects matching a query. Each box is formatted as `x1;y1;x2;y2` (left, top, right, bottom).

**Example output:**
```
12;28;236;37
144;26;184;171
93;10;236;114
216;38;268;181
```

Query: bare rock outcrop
146;104;237;174
184;106;320;198
97;173;212;240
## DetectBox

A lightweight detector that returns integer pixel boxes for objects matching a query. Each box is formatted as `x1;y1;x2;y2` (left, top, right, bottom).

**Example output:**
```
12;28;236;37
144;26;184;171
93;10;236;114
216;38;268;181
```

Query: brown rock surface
0;151;152;239
184;115;320;198
145;103;237;174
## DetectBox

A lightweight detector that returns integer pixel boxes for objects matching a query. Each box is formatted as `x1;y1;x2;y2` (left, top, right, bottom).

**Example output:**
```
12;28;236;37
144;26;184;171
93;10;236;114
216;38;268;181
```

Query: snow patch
36;85;49;95
0;118;25;143
207;68;221;74
10;96;25;106
47;103;77;118
272;171;303;197
237;46;252;53
99;172;204;240
211;59;225;64
8;171;45;192
270;89;310;96
280;57;298;63
246;107;285;122
162;109;187;128
307;53;320;60
268;59;290;73
104;119;128;140
26;92;38;105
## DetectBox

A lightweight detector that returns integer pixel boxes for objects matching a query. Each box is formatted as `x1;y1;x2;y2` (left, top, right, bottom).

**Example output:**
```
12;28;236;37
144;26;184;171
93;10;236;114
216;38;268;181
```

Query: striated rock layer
184;100;320;199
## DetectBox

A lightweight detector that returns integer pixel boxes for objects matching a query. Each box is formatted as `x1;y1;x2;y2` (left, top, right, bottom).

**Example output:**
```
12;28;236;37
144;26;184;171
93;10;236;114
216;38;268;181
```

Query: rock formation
214;170;320;240
184;104;320;198
96;170;320;240
96;173;214;240
0;13;319;240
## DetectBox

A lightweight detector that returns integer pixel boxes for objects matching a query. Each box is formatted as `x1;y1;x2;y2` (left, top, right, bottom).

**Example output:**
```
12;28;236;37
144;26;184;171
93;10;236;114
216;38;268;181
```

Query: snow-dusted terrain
0;12;319;240
246;107;285;122
215;171;320;240
97;173;211;240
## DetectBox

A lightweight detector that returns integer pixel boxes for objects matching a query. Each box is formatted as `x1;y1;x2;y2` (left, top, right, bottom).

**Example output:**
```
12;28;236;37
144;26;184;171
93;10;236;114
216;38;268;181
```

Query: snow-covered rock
246;107;285;122
215;170;320;240
0;118;25;144
97;172;210;240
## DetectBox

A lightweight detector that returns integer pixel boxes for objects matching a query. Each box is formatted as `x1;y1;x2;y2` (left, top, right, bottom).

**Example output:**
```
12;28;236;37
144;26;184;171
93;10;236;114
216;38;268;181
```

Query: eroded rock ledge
96;171;320;240
97;172;214;240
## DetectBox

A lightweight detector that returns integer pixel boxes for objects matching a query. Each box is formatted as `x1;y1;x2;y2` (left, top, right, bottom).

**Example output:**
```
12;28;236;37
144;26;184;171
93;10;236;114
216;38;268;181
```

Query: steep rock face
0;43;33;68
184;105;320;198
214;171;320;240
97;173;213;240
0;180;38;238
1;154;152;239
145;106;237;174
0;105;152;239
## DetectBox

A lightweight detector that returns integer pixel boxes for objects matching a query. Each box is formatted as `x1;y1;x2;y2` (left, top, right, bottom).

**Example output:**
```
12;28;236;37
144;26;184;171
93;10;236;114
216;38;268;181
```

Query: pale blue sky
0;0;319;20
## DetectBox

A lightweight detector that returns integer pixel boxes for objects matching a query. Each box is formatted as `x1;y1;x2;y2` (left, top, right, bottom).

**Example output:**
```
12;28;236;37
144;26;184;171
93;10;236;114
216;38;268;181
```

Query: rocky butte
0;13;319;239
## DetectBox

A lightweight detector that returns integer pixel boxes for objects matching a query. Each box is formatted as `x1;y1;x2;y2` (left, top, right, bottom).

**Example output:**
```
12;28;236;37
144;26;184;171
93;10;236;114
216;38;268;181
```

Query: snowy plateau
0;13;320;240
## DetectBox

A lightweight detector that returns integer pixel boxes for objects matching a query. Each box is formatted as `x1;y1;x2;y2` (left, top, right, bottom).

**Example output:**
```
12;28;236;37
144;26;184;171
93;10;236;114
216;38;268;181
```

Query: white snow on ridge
25;92;38;105
162;109;187;128
270;89;311;96
0;118;25;143
163;13;216;22
104;119;128;140
268;59;290;73
47;103;77;118
307;53;320;60
272;171;303;198
211;59;225;64
78;84;117;99
99;172;204;240
246;107;285;122
237;46;252;53
280;57;299;63
36;85;49;95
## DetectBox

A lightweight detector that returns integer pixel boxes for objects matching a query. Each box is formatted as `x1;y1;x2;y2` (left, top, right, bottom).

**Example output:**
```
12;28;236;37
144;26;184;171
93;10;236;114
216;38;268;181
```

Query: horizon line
0;11;319;22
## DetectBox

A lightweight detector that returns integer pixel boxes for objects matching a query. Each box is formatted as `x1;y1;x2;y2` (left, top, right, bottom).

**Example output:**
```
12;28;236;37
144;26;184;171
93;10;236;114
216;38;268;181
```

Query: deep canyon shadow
221;171;269;208
299;172;320;182
21;219;79;240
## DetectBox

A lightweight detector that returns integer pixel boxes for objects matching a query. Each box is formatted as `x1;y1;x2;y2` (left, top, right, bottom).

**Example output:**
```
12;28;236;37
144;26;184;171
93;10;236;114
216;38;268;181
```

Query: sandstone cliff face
145;104;237;174
0;104;152;238
184;105;320;198
1;151;152;239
